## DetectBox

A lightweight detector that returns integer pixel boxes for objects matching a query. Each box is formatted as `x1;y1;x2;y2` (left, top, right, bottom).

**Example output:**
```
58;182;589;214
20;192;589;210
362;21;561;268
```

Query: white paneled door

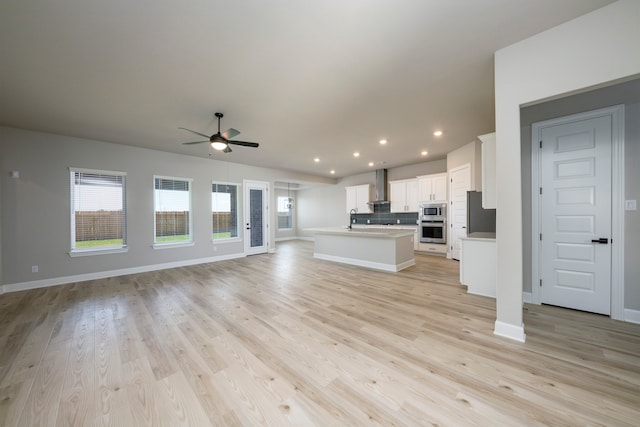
538;114;612;315
244;180;269;255
449;165;470;260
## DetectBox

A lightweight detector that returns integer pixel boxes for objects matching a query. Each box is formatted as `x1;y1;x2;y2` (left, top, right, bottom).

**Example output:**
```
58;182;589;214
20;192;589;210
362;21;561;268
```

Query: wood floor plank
0;240;638;426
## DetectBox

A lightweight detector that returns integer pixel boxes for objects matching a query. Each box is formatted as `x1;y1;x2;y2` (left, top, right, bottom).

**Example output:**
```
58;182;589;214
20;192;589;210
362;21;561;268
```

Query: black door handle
591;238;609;244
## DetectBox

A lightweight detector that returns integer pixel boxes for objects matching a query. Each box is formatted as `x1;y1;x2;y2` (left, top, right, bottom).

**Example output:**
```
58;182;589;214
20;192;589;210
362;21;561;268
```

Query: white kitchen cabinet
417;242;447;255
479;132;496;209
417;173;447;203
389;179;418;212
345;184;371;213
460;235;496;297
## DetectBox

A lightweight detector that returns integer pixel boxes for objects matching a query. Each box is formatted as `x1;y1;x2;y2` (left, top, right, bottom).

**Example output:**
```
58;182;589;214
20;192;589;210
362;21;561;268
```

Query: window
212;182;239;240
277;196;293;230
70;168;127;254
154;176;192;245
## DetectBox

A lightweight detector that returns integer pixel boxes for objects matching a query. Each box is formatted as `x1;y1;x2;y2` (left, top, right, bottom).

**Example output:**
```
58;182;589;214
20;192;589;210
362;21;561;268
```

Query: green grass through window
75;239;124;249
155;234;190;243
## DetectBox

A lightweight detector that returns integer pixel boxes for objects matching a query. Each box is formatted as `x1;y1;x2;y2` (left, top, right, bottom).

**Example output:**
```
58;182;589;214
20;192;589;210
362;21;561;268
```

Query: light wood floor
1;240;639;426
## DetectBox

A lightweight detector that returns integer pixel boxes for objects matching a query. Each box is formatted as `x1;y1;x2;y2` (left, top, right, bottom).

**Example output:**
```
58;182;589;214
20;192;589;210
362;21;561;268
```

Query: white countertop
306;227;415;238
462;232;496;241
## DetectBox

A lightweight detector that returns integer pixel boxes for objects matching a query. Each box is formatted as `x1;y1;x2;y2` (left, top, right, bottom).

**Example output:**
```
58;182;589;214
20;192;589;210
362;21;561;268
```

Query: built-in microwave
420;203;446;221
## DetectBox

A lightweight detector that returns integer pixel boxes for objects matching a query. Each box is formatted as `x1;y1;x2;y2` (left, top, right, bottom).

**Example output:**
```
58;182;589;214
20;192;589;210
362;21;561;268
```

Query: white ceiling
0;0;616;179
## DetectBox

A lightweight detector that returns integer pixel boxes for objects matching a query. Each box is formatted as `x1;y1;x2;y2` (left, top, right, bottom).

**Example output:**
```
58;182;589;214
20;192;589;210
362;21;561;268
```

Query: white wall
0;126;332;290
494;0;640;338
447;141;482;191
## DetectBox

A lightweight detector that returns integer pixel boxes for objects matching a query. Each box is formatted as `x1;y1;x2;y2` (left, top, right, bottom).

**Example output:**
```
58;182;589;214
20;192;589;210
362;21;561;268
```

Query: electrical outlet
625;200;637;211
31;265;39;273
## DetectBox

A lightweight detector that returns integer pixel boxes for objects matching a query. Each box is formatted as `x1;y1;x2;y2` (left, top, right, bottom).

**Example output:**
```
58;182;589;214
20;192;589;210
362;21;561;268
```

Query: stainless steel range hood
368;169;390;205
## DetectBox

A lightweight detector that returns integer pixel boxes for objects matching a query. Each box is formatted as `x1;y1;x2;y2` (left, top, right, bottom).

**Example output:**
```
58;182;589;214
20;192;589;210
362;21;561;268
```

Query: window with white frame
277;196;293;230
154;176;192;245
70;168;127;253
212;182;239;240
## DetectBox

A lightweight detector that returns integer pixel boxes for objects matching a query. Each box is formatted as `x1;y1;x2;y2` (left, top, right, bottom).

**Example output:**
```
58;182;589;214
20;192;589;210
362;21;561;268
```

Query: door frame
448;163;471;260
243;179;270;255
530;105;625;319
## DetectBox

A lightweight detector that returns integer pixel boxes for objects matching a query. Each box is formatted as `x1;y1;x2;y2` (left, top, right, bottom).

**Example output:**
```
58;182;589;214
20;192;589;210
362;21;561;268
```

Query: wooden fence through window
75;211;235;241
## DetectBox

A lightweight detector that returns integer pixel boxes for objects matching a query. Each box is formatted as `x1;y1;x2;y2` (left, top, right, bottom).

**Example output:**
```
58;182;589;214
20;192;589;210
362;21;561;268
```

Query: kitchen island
307;227;415;272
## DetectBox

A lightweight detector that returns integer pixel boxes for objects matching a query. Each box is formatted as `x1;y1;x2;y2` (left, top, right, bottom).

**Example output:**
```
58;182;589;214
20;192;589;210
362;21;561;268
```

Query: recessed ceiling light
433;130;443;137
421;150;428;156
353;152;360;157
330;170;335;174
368;162;374;167
314;157;320;163
379;139;387;145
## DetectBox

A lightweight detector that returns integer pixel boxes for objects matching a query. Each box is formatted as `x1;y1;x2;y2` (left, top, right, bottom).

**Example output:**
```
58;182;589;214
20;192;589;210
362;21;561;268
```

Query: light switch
625;200;637;211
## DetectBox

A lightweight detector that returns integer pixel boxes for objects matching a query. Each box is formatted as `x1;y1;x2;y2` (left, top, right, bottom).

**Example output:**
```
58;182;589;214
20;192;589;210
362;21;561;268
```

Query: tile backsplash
350;211;418;226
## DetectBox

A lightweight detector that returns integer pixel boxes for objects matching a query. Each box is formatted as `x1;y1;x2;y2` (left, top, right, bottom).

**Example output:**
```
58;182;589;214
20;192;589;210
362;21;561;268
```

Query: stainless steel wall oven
420;203;446;244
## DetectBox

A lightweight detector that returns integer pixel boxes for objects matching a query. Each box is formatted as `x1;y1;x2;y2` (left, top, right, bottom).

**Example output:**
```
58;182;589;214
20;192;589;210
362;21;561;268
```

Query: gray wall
520;78;640;310
0;126;332;287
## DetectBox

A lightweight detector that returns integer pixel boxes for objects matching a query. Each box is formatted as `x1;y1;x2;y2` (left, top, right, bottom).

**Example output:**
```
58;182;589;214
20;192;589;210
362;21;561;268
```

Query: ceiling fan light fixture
211;141;228;151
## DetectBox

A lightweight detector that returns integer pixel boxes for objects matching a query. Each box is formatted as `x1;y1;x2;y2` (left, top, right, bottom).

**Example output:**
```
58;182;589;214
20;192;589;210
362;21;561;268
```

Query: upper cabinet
389;179;418;212
345;184;371;214
417;173;447;203
478;132;496;209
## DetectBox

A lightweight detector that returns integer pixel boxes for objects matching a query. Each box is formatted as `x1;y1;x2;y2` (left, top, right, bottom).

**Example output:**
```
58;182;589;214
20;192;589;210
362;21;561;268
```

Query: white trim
522;292;532;304
69;166;127;176
447;163;471;260
243;179;270;256
69;247;129;257
275;236;299;242
212;237;242;245
623;308;640;324
0;252;246;295
313;253;415;272
297;236;315;242
610;106;625;320
153;241;195;250
530;105;625;320
494;321;526;342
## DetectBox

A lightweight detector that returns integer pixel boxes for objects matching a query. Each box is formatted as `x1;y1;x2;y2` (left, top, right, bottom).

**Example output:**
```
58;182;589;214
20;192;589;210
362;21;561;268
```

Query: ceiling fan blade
228;140;259;148
182;140;209;145
178;127;211;139
221;128;240;139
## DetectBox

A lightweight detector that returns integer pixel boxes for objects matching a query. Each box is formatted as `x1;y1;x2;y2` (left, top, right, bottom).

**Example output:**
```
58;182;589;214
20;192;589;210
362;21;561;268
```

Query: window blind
70;169;127;251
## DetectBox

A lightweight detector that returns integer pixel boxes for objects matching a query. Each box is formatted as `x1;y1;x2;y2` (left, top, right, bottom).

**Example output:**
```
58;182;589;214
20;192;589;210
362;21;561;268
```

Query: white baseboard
624;308;640;324
314;253;415;272
522;292;532;304
296;236;315;242
494;320;526;342
275;236;299;242
1;252;246;294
